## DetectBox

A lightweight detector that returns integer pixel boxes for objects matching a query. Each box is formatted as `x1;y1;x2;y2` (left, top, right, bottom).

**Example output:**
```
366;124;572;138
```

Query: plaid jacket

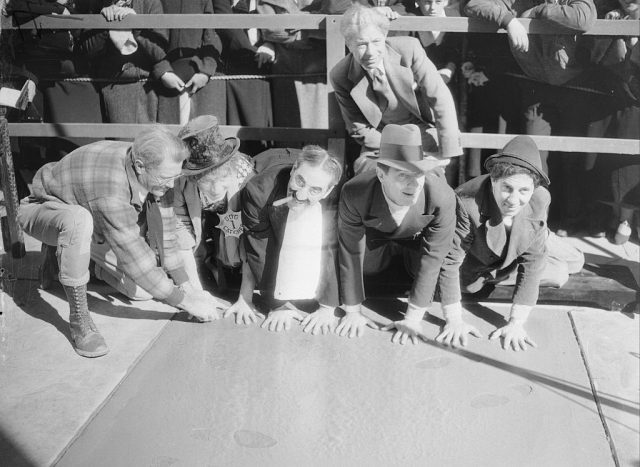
29;140;187;306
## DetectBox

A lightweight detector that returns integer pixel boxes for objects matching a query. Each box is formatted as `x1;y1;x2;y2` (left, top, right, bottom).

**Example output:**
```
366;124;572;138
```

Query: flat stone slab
58;302;615;466
570;308;640;467
0;245;175;467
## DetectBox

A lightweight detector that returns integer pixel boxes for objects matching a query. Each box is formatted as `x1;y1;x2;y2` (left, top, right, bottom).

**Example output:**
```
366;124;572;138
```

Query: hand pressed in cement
489;320;537;351
335;308;380;338
223;295;263;325
301;305;337;335
261;304;304;332
382;318;428;345
435;318;482;348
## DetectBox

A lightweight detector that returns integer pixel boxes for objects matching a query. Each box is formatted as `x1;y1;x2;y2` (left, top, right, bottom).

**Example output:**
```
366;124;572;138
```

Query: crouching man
241;146;343;334
337;123;457;343
437;135;584;351
18;127;222;358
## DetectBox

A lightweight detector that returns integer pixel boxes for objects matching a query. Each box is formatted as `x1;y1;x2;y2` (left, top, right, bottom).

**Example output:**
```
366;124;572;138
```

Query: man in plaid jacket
18;126;221;358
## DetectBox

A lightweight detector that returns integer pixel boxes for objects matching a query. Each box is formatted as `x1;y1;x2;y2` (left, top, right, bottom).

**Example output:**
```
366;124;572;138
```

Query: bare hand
489;321;537;351
382;319;426;345
506;18;529;53
101;5;136;21
335;311;379;338
261;305;304;332
179;290;224;322
435;319;482;347
373;6;399;20
301;305;337;335
161;72;185;91
184;73;210;95
223;295;263;325
255;43;276;68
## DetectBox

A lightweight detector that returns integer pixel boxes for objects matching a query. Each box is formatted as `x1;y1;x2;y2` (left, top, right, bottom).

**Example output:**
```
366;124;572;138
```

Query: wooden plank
2;15;638;36
7;123;335;142
8;124;639;155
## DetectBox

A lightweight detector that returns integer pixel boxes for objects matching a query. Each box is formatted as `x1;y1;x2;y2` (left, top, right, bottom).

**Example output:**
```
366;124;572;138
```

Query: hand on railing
100;4;136;21
506;18;529;53
255;42;276;68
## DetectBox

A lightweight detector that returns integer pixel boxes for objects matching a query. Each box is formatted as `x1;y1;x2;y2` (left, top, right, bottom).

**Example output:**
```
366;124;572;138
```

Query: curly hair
489;161;542;188
191;152;255;187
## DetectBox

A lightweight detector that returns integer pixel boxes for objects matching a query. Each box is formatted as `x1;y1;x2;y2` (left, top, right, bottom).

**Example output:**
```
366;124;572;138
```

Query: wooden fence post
0;108;25;258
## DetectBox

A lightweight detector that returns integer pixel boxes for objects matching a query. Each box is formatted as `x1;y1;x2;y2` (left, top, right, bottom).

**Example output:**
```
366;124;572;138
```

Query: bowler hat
179;115;240;175
484;135;550;186
371;124;445;173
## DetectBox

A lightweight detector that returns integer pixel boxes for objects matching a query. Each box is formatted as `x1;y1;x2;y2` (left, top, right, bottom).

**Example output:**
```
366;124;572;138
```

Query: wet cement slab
57;302;616;467
0;239;176;467
570;309;640;467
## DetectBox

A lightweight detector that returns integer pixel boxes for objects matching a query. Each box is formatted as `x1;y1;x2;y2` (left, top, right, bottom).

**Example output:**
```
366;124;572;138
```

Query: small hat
484;135;550;186
179;115;240;176
370;124;445;173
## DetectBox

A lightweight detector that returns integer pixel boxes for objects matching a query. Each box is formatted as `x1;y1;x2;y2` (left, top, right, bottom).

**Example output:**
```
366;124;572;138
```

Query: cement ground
0;234;638;467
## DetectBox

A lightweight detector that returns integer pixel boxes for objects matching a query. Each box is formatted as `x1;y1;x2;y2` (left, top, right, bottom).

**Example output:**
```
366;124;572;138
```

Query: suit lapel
367;183;398;232
502;203;534;267
479;187;507;258
384;45;421;119
348;57;383;128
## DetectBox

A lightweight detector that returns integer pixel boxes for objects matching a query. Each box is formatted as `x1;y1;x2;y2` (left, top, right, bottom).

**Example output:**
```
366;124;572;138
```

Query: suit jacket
329;36;461;157
338;169;456;308
439;175;550;306
241;164;340;307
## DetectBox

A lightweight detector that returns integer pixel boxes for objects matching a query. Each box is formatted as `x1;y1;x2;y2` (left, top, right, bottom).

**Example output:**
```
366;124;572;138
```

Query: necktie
370;68;389;112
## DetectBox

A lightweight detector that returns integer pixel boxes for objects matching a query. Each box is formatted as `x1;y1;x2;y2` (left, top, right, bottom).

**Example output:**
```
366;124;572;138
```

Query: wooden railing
1;14;639;255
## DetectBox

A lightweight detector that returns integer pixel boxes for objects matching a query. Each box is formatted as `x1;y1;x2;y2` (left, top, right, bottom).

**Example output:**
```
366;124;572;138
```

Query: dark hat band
378;143;423;163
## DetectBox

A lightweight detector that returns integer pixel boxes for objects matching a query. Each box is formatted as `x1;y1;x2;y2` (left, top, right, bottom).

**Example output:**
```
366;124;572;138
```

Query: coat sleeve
410;39;462;157
464;0;517;29
438;195;474;306
337;183;368;306
135;0;171;80
410;179;457;307
522;0;596;31
241;180;271;288
329;64;382;150
190;0;221;76
512;188;551;306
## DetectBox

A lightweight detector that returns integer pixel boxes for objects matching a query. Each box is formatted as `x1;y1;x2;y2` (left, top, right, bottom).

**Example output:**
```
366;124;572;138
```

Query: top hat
179;115;241;176
370;124;445;173
484;135;550;186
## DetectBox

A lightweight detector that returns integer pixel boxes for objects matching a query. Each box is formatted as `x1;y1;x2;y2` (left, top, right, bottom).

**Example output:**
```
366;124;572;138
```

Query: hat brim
372;156;448;174
485;153;551;186
181;136;241;176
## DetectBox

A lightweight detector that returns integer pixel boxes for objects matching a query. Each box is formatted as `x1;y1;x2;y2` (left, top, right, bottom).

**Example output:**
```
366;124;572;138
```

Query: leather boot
39;244;59;290
63;284;109;358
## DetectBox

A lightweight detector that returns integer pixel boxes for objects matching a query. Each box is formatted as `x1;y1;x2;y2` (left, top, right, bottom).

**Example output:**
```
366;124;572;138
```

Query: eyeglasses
148;171;182;187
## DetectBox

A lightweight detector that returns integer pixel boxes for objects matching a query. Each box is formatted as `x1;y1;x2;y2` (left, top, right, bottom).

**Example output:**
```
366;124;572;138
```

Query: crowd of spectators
1;0;638;243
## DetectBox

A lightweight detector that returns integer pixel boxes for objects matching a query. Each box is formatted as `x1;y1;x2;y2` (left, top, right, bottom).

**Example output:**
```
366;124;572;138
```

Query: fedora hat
179;115;240;176
485;135;550;186
370;124;446;173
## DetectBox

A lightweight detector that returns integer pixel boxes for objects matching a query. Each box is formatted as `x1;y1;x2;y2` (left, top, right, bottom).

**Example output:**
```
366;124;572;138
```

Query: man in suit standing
330;3;462;174
241;146;343;334
336;124;457;344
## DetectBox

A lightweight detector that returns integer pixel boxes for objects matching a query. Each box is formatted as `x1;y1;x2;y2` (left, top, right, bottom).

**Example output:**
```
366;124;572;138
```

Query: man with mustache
336;123;456;344
240;146;343;334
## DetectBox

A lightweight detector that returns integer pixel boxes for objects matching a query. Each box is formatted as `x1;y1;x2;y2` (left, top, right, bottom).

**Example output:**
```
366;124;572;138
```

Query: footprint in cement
416;357;451;370
471;393;510;409
191;428;216;441
510;384;534;398
234;430;278;448
149;456;179;467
